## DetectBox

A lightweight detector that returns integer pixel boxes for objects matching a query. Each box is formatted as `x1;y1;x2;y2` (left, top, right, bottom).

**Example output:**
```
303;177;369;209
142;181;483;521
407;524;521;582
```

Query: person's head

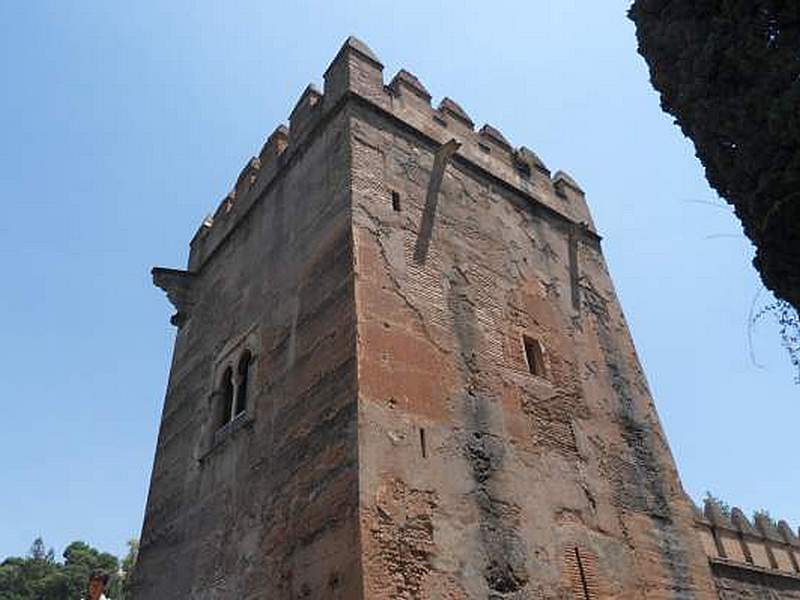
88;570;109;600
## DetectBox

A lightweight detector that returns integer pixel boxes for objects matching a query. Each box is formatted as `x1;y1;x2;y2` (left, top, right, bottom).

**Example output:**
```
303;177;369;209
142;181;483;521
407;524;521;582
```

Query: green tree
0;557;30;600
62;542;119;600
0;537;127;600
0;538;63;600
118;540;138;600
628;1;800;375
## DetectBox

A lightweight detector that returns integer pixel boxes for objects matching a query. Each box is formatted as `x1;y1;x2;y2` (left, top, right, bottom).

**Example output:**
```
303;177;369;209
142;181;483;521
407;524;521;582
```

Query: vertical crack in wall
583;284;695;596
447;266;530;597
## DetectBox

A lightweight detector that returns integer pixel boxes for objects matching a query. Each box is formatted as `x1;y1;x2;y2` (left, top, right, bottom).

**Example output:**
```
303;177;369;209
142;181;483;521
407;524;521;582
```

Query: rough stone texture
134;99;361;599
710;562;800;599
694;500;800;598
349;93;715;599
138;37;794;599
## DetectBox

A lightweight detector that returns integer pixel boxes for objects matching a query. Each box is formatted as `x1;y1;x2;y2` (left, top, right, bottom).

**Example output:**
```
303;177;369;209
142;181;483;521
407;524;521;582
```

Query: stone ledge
199;412;254;463
710;557;800;582
187;37;602;275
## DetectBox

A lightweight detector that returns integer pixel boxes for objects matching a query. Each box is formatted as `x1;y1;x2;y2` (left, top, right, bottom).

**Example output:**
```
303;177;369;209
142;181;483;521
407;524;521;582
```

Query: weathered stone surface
349;94;715;598
135;96;360;599
137;36;794;599
694;499;800;597
710;561;800;599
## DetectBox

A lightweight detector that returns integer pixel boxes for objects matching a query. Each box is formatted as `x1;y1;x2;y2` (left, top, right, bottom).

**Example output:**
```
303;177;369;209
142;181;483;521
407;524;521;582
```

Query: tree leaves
0;538;136;600
630;0;800;379
630;0;800;312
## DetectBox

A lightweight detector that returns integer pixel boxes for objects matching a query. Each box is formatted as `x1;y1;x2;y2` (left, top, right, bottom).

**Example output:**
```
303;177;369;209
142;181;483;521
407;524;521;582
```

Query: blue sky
1;1;797;560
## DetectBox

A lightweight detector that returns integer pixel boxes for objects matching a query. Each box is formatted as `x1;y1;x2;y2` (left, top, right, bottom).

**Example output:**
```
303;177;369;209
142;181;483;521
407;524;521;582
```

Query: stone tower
136;37;718;598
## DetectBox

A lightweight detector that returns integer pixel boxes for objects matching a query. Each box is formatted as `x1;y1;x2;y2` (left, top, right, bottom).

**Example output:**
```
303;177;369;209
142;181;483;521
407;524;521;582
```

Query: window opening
523;336;546;377
219;366;234;428
235;350;252;416
419;428;427;458
391;190;401;212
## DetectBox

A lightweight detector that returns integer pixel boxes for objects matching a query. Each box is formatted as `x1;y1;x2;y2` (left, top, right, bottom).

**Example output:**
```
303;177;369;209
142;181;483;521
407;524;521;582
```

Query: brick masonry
137;37;795;599
694;499;800;598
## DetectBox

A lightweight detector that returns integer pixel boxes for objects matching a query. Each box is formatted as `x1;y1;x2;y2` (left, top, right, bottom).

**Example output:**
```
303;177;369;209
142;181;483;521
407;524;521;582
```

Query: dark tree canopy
629;0;800;313
0;537;136;600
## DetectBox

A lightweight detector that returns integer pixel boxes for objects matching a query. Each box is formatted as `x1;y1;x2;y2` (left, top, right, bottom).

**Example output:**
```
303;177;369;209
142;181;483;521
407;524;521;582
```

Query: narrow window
219;366;234;427
235;350;252;416
419;428;427;458
523;335;546;377
391;190;401;212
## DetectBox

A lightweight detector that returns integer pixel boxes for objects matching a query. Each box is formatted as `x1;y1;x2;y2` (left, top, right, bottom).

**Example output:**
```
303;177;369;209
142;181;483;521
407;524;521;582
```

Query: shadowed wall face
135;106;362;599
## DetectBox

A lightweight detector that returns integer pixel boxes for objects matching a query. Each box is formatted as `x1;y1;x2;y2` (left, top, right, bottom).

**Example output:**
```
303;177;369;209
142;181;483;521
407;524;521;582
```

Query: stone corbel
152;267;196;327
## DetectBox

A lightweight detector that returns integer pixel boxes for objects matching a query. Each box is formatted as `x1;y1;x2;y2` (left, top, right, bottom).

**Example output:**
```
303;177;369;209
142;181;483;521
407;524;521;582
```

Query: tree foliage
754;298;800;381
628;1;800;316
0;537;137;600
119;540;138;600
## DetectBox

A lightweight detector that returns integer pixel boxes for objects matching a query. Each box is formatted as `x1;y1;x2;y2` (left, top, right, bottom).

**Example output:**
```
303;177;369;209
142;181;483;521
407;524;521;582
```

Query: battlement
187;36;597;271
694;498;800;579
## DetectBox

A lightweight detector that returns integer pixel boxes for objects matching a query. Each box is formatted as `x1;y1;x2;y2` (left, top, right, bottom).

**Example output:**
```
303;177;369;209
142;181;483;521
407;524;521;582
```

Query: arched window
235;350;252;416
219;366;234;428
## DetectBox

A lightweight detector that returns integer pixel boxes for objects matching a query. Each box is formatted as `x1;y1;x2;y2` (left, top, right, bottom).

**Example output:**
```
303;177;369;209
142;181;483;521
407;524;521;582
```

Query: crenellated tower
136;37;731;599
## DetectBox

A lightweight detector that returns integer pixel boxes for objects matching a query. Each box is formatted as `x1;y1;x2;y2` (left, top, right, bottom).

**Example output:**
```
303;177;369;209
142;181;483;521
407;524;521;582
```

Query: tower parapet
695;498;800;582
186;35;597;273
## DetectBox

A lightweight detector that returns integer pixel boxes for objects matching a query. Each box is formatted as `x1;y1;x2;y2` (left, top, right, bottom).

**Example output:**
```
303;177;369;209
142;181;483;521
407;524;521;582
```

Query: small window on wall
391;190;401;212
218;367;234;428
235;350;252;415
216;348;254;431
523;335;546;378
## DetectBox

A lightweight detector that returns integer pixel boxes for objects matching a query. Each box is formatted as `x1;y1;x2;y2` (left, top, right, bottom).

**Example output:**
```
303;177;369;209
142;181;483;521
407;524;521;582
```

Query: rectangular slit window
523;335;546;377
419;428;427;458
391;190;401;212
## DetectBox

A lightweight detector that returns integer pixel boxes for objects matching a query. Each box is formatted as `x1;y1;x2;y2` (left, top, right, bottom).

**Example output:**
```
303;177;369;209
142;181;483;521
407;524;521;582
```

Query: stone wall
339;39;717;599
136;73;361;598
139;36;800;599
695;499;800;598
